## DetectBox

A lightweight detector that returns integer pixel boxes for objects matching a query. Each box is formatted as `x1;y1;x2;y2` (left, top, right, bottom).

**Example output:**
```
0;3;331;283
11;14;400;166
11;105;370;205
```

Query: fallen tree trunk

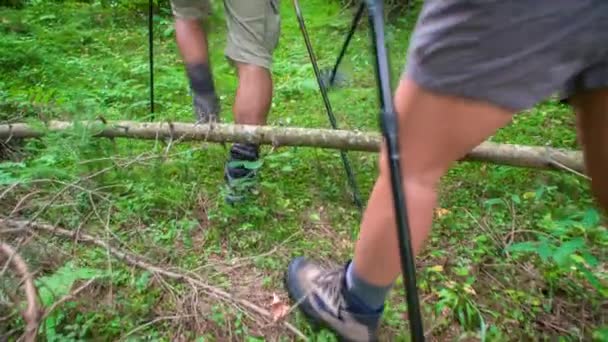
0;120;584;172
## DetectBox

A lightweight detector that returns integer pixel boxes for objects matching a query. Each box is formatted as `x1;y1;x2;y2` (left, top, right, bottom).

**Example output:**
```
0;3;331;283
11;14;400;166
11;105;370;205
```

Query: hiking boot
284;257;383;342
224;143;260;204
224;162;258;204
187;62;220;124
193;91;220;123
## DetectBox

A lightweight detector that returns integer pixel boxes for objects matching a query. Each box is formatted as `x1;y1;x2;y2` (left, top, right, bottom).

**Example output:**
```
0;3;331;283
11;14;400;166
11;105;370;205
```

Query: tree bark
0;120;584;172
0;242;41;342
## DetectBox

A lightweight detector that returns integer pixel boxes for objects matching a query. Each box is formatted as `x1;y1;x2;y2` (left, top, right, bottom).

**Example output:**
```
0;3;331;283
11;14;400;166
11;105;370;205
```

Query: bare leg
233;63;273;125
174;18;219;122
175;19;209;64
351;78;515;286
283;78;517;339
223;62;273;203
571;89;608;213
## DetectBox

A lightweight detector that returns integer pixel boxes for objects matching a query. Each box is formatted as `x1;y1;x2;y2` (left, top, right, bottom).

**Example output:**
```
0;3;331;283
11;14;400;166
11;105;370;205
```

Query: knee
236;63;271;79
175;17;202;31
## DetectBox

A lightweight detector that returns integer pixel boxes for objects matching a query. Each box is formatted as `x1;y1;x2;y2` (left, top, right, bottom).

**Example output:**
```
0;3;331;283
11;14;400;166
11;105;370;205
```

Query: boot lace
313;268;346;315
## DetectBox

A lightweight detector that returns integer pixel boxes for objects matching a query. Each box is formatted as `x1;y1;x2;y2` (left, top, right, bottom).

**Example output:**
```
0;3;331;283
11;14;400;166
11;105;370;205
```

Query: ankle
344;261;392;314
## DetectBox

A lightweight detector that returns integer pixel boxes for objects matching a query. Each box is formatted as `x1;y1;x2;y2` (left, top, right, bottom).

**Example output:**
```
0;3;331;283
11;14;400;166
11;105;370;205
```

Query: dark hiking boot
193;91;220;123
284;257;383;342
224;143;260;204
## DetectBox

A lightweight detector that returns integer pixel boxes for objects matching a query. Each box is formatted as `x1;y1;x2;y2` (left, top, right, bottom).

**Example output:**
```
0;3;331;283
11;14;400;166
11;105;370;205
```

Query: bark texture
0;120;584;172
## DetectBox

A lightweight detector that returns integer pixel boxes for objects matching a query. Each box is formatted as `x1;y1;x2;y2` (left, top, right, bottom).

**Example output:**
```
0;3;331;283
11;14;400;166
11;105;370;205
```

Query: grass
1;0;607;341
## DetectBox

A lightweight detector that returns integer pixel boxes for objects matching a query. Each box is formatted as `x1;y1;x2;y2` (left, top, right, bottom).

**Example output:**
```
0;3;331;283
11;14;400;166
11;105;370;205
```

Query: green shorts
170;0;281;70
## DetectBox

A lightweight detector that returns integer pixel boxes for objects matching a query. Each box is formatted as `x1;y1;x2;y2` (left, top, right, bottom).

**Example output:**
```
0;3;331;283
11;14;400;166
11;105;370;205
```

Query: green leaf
581;252;599;267
484;198;505;208
44;315;58;342
578;265;606;294
227;160;263;170
537;241;553;262
309;212;320;222
246;337;265;342
36;262;103;306
522;191;536;200
593;326;608;341
457;309;466;327
0;161;26;169
553;238;585;267
535;187;546;200
38;14;57;21
570;254;585;264
454;267;469;276
0;170;20;185
301;78;318;91
582;209;600;228
507;241;537;253
428;265;444;273
163;25;175;38
135;271;151;292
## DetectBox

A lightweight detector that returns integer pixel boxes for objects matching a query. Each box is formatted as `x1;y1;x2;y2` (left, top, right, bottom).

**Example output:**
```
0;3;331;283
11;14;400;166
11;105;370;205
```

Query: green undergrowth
1;1;606;341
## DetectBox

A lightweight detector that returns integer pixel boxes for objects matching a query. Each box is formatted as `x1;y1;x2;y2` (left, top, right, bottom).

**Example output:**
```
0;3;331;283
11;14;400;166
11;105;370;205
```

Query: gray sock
345;261;393;311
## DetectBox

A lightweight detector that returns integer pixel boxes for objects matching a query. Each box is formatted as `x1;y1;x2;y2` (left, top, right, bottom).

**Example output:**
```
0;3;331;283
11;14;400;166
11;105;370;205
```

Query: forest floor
0;1;606;341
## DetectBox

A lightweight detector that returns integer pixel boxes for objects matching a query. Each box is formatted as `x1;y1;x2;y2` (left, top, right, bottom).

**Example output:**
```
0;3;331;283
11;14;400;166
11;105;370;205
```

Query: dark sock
344;261;391;313
226;143;260;178
186;63;215;95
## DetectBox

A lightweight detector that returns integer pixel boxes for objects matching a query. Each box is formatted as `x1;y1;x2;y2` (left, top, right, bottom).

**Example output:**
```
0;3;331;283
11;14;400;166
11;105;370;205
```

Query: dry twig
0;242;41;342
0;219;308;340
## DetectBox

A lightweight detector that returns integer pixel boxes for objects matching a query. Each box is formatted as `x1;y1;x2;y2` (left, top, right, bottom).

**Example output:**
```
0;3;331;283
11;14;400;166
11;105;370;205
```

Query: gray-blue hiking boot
187;62;220;123
193;91;220;123
285;257;382;342
224;143;260;204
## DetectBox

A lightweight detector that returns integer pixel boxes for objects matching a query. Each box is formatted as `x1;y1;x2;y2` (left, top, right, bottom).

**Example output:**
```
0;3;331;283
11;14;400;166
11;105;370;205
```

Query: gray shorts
405;0;608;112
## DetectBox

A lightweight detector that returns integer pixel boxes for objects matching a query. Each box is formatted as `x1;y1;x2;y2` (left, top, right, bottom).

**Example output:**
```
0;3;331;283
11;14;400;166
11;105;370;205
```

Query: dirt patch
144;260;297;341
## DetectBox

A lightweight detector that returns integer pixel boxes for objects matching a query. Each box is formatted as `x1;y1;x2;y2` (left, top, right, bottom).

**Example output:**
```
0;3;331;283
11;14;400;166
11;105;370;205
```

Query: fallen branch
0;242;41;342
0;120;585;172
0;219;307;340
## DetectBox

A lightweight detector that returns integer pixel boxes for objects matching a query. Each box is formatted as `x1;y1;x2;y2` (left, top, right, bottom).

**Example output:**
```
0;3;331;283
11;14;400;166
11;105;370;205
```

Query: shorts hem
225;49;272;70
405;62;531;114
560;84;608;103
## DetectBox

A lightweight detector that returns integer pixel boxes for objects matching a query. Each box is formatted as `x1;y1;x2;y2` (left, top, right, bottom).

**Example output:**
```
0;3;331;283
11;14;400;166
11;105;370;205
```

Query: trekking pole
365;0;425;341
327;1;365;87
148;0;155;117
293;0;364;212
